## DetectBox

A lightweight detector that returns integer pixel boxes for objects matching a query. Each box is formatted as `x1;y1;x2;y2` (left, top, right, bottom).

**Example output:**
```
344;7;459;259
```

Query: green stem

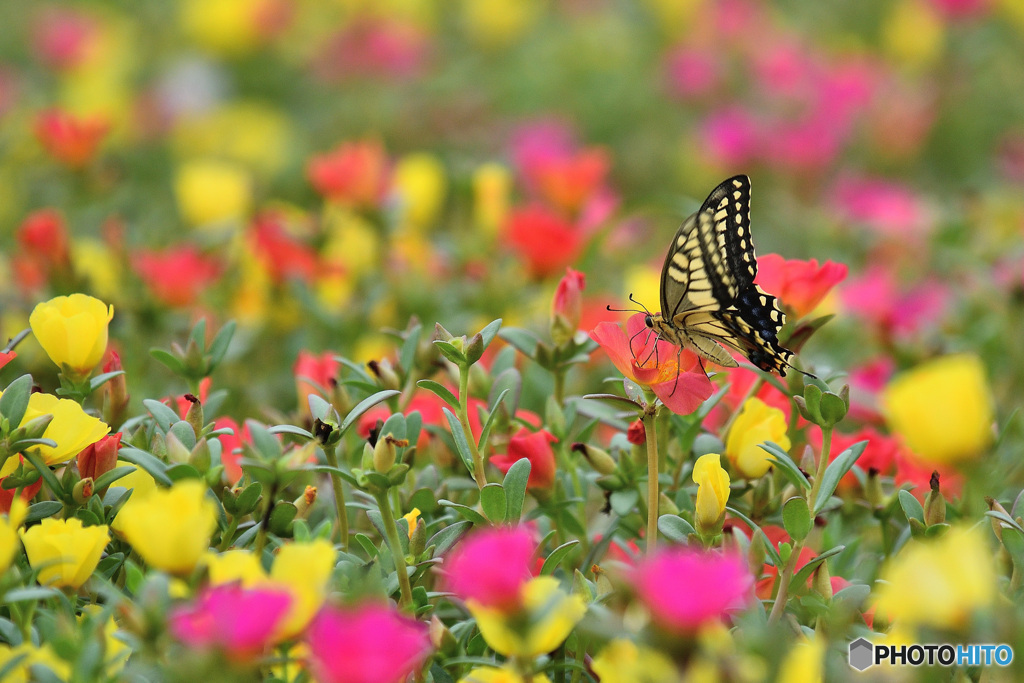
808;426;832;513
324;444;350;551
553;368;566;406
643;409;660;555
458;364;487;489
217;514;239;552
253;483;277;556
374;490;414;612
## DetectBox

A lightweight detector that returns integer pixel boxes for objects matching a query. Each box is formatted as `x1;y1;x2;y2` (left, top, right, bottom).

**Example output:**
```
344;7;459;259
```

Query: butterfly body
645;175;795;376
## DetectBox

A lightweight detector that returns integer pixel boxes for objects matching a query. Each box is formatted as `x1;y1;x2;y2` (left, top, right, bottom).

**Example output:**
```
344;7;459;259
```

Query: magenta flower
306;604;431;683
697;107;761;168
169;585;292;660
590;313;714;416
630;548;753;633
832;175;933;237
442;526;535;611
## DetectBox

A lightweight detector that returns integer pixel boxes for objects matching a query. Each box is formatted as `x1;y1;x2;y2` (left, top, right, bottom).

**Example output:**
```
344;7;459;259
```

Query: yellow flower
173;102;292;178
0;499;27;575
29;294;114;378
267;539;336;640
592;639;679;683
115;480;217;574
725;398;790;478
461;0;542;49
403;508;421;539
692;453;730;535
624;264;661;315
459;667;552;683
393;153;447;230
72;240;122;301
202;548;266;585
109;459;159;533
882;0;944;70
79;605;131;677
873;525;995;630
20;518;109;588
175;159;252;228
641;0;706;38
0;643;71;682
321;207;381;277
469;576;586;658
11;392;110;466
472;163;511;236
180;0;263;55
882;355;993;465
778;638;825;683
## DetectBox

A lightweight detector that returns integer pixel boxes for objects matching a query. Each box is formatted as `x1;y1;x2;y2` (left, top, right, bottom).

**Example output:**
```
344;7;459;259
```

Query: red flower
0;352;15;370
18;209;70;266
77;432;121;482
214;417;246;485
250;211;319;285
893;450;962;502
490;428;558;490
504;205;584;279
755;254;847;319
590;313;715;416
34;108;109;168
0;456;43;513
294;350;338;416
307;140;389;207
532;148;610;213
552;268;585;330
627;419;646;445
133;246;221;307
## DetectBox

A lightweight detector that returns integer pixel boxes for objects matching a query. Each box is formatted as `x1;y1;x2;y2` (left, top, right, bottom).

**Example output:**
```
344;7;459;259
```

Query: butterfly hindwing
654;175;795;376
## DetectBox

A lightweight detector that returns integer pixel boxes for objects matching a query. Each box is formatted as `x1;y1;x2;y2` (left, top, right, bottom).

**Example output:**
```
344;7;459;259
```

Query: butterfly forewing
654;175;796;376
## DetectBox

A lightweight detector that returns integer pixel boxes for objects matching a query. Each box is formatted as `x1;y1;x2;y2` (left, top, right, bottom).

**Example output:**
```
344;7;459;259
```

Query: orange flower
755;254;847;319
34;109;109;168
504;205;584;279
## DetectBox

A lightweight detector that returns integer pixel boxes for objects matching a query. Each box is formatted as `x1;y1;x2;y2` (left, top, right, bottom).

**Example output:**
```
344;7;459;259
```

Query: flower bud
373;433;408;473
189;438;212;473
923;471;946;527
429;616;459;658
865;467;885;509
987;497;1010;541
184;394;204;435
658;492;679;516
367;359;401;391
409;518;426;557
572;443;617;475
72;477;94;504
102;352;129;428
627;419;645;445
692;453;729;538
551;268;585;347
465;333;485;365
812;561;833;601
77;432;121;481
295;485;317;519
164;431;191;464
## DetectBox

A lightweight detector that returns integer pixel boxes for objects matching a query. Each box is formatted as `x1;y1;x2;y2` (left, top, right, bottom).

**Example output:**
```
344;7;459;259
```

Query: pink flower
32;8;101;71
442;526;535;611
490;428;558;490
665;46;720;99
590;313;715;416
697;108;761;168
840;266;947;338
927;0;990;18
833;176;932;237
552;268;585;332
761;115;842;173
306;604;431;683
630;548;753;632
313;19;429;81
755;254;848;319
169;585;292;661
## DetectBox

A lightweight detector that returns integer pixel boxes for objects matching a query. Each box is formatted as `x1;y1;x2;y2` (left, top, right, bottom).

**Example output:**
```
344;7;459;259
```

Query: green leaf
339;390;401;435
442;408;476;478
791;545;846;589
610;489;639;517
267;424;314;439
479;319;503;350
417;380;460;410
502;458;531;523
726;505;782;568
433;340;467;365
438;499;487;525
489;368;521;418
0;374;32;428
149;348;185;376
581;393;644;413
426;521;473;556
188;318;207;349
88;370;124;393
480;483;507;524
399;322;422;375
207;321;236;369
782;496;812;542
143;399;180;432
21;451;64;499
541;540;579;575
761;442;810;489
898;490;925;525
269;502;298;536
246;420;282;460
169;420;197;450
478;388;511;452
498;327;540;358
2;587;63;603
24;501;64;524
117;447;174;487
813;440;867;515
165;463;202;482
658;514;696;543
92;465;136;490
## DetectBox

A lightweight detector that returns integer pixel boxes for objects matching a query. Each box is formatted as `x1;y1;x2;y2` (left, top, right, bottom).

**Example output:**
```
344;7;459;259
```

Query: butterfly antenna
628;293;652;315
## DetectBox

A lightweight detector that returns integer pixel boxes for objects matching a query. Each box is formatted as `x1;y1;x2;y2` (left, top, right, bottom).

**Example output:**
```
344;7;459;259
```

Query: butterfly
643;175;800;377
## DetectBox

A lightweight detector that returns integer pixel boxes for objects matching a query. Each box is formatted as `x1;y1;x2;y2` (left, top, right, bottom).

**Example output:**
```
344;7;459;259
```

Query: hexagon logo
849;637;874;671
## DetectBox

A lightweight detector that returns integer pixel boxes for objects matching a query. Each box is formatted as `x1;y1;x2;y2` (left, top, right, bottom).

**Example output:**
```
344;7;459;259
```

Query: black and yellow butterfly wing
657;175;794;376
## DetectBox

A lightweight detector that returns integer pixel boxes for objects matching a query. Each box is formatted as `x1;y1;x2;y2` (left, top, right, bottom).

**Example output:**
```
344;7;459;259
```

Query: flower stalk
373;490;414;612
